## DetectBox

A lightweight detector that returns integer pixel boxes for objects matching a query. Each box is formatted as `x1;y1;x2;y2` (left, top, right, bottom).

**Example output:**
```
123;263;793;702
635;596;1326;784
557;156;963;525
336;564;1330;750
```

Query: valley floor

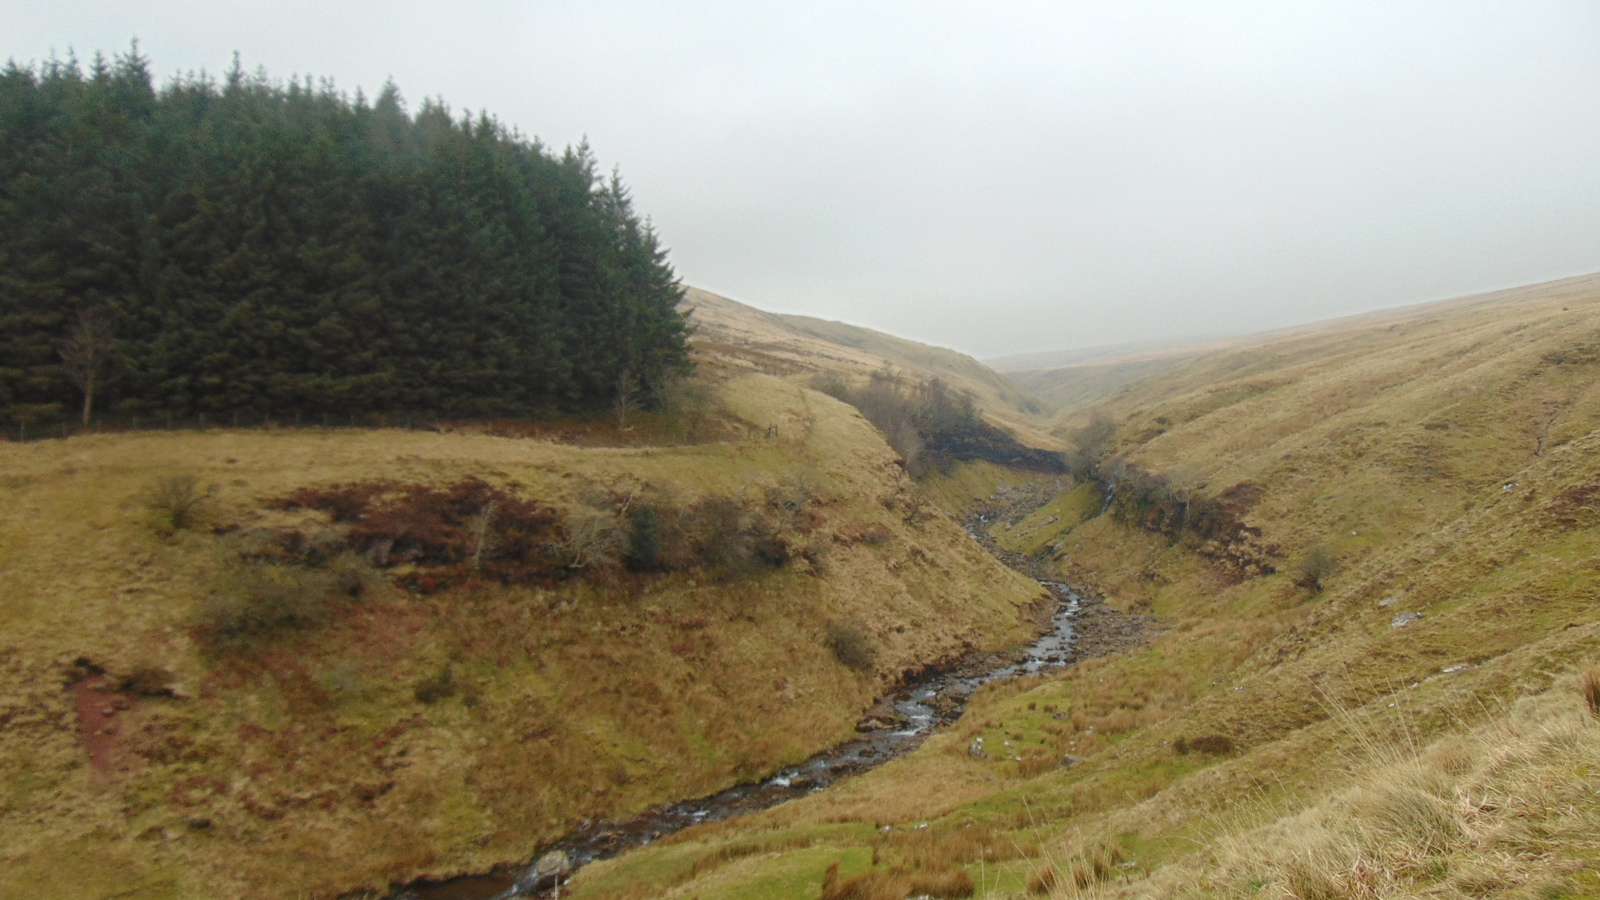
555;280;1600;900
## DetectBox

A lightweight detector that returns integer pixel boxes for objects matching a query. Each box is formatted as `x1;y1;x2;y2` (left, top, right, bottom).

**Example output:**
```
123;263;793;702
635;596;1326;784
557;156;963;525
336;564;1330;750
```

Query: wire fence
4;409;445;443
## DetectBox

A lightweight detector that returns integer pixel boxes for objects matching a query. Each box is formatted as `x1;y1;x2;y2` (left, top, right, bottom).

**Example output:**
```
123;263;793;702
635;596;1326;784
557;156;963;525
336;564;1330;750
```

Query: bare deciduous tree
560;508;624;569
469;500;498;572
59;308;117;425
614;367;639;431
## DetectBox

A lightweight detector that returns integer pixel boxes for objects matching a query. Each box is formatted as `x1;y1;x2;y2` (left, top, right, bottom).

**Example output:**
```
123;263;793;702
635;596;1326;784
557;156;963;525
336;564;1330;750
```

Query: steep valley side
559;276;1600;900
0;374;1045;900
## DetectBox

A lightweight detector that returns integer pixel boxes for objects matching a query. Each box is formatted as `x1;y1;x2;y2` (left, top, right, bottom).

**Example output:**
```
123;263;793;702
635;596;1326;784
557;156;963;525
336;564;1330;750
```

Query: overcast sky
8;2;1600;359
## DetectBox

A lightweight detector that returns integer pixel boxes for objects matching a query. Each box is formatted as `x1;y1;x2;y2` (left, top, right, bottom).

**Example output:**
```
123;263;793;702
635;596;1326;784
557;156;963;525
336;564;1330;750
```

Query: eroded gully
391;502;1099;900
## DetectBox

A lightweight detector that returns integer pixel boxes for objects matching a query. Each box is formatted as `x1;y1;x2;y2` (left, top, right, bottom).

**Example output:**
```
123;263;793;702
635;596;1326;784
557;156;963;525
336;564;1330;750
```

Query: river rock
968;741;988;759
535;849;570;879
513;850;571;894
855;700;907;732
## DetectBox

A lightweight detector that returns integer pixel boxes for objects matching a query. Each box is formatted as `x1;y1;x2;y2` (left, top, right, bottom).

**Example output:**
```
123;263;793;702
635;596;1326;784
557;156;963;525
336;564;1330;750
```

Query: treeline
0;49;690;425
815;371;1065;475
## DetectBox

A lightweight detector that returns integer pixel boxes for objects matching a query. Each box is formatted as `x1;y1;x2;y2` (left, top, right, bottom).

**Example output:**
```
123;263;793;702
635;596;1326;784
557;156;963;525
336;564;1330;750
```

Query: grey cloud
7;0;1600;356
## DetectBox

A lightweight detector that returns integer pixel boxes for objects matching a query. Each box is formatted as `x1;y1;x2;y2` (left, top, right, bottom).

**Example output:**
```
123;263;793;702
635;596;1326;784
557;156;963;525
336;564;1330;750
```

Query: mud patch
70;667;124;779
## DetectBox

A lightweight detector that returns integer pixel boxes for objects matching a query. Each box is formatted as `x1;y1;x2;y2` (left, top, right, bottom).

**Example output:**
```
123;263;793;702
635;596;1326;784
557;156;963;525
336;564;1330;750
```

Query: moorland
3;48;1599;900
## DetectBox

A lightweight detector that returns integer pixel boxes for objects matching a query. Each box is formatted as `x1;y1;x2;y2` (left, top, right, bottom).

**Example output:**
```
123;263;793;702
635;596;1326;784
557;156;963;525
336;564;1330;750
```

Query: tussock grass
1580;667;1600;718
820;859;975;900
1067;680;1600;900
142;472;216;532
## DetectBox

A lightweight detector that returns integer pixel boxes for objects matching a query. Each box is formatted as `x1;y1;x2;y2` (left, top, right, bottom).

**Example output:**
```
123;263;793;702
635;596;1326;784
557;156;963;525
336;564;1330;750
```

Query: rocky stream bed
390;498;1157;900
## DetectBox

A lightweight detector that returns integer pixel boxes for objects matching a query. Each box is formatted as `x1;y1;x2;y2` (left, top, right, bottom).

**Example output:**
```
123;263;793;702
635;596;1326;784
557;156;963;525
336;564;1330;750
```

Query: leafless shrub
560;508;625;569
658;373;719;443
900;487;933;525
58;307;118;425
468;500;498;571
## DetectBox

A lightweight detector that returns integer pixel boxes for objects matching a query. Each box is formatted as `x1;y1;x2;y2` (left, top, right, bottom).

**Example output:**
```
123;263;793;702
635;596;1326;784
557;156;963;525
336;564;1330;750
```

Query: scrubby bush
197;553;374;641
270;478;565;590
624;504;663;571
265;477;824;589
560;508;625;569
814;371;1064;475
119;665;176;697
1095;463;1276;578
1175;734;1235;755
143;474;215;532
674;492;800;579
825;622;878;672
1295;544;1338;593
1065;413;1117;480
413;664;456;704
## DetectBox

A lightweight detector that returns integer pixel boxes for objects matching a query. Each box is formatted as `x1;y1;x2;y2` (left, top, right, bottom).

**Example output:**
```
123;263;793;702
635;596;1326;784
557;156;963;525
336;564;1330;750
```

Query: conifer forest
0;49;691;427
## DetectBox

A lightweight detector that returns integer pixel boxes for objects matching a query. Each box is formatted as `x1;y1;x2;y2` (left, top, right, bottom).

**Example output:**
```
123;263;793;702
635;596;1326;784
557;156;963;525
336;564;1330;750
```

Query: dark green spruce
0;48;691;425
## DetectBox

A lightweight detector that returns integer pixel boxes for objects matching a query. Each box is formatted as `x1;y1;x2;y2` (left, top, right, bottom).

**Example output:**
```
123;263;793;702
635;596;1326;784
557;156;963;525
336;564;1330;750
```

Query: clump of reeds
1580;666;1600;718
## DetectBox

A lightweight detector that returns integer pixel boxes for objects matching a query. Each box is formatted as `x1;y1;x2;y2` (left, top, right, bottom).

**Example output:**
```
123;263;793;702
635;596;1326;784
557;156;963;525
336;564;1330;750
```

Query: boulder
536;850;570;878
515;850;571;893
1390;611;1422;628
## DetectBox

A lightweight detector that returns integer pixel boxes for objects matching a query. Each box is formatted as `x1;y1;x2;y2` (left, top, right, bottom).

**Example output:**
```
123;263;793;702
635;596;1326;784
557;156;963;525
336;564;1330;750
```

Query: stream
393;501;1082;899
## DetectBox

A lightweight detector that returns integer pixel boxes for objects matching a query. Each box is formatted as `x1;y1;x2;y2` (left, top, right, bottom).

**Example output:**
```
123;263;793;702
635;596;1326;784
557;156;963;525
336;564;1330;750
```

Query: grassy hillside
1004;355;1200;420
0;373;1044;900
567;273;1600;899
684;288;1062;451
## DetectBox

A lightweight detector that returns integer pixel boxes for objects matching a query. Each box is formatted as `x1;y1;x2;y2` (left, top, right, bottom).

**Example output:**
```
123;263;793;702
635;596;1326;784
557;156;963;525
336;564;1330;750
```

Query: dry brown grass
1580;667;1600;718
565;276;1600;899
820;859;975;900
685;287;1063;451
0;373;1045;900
